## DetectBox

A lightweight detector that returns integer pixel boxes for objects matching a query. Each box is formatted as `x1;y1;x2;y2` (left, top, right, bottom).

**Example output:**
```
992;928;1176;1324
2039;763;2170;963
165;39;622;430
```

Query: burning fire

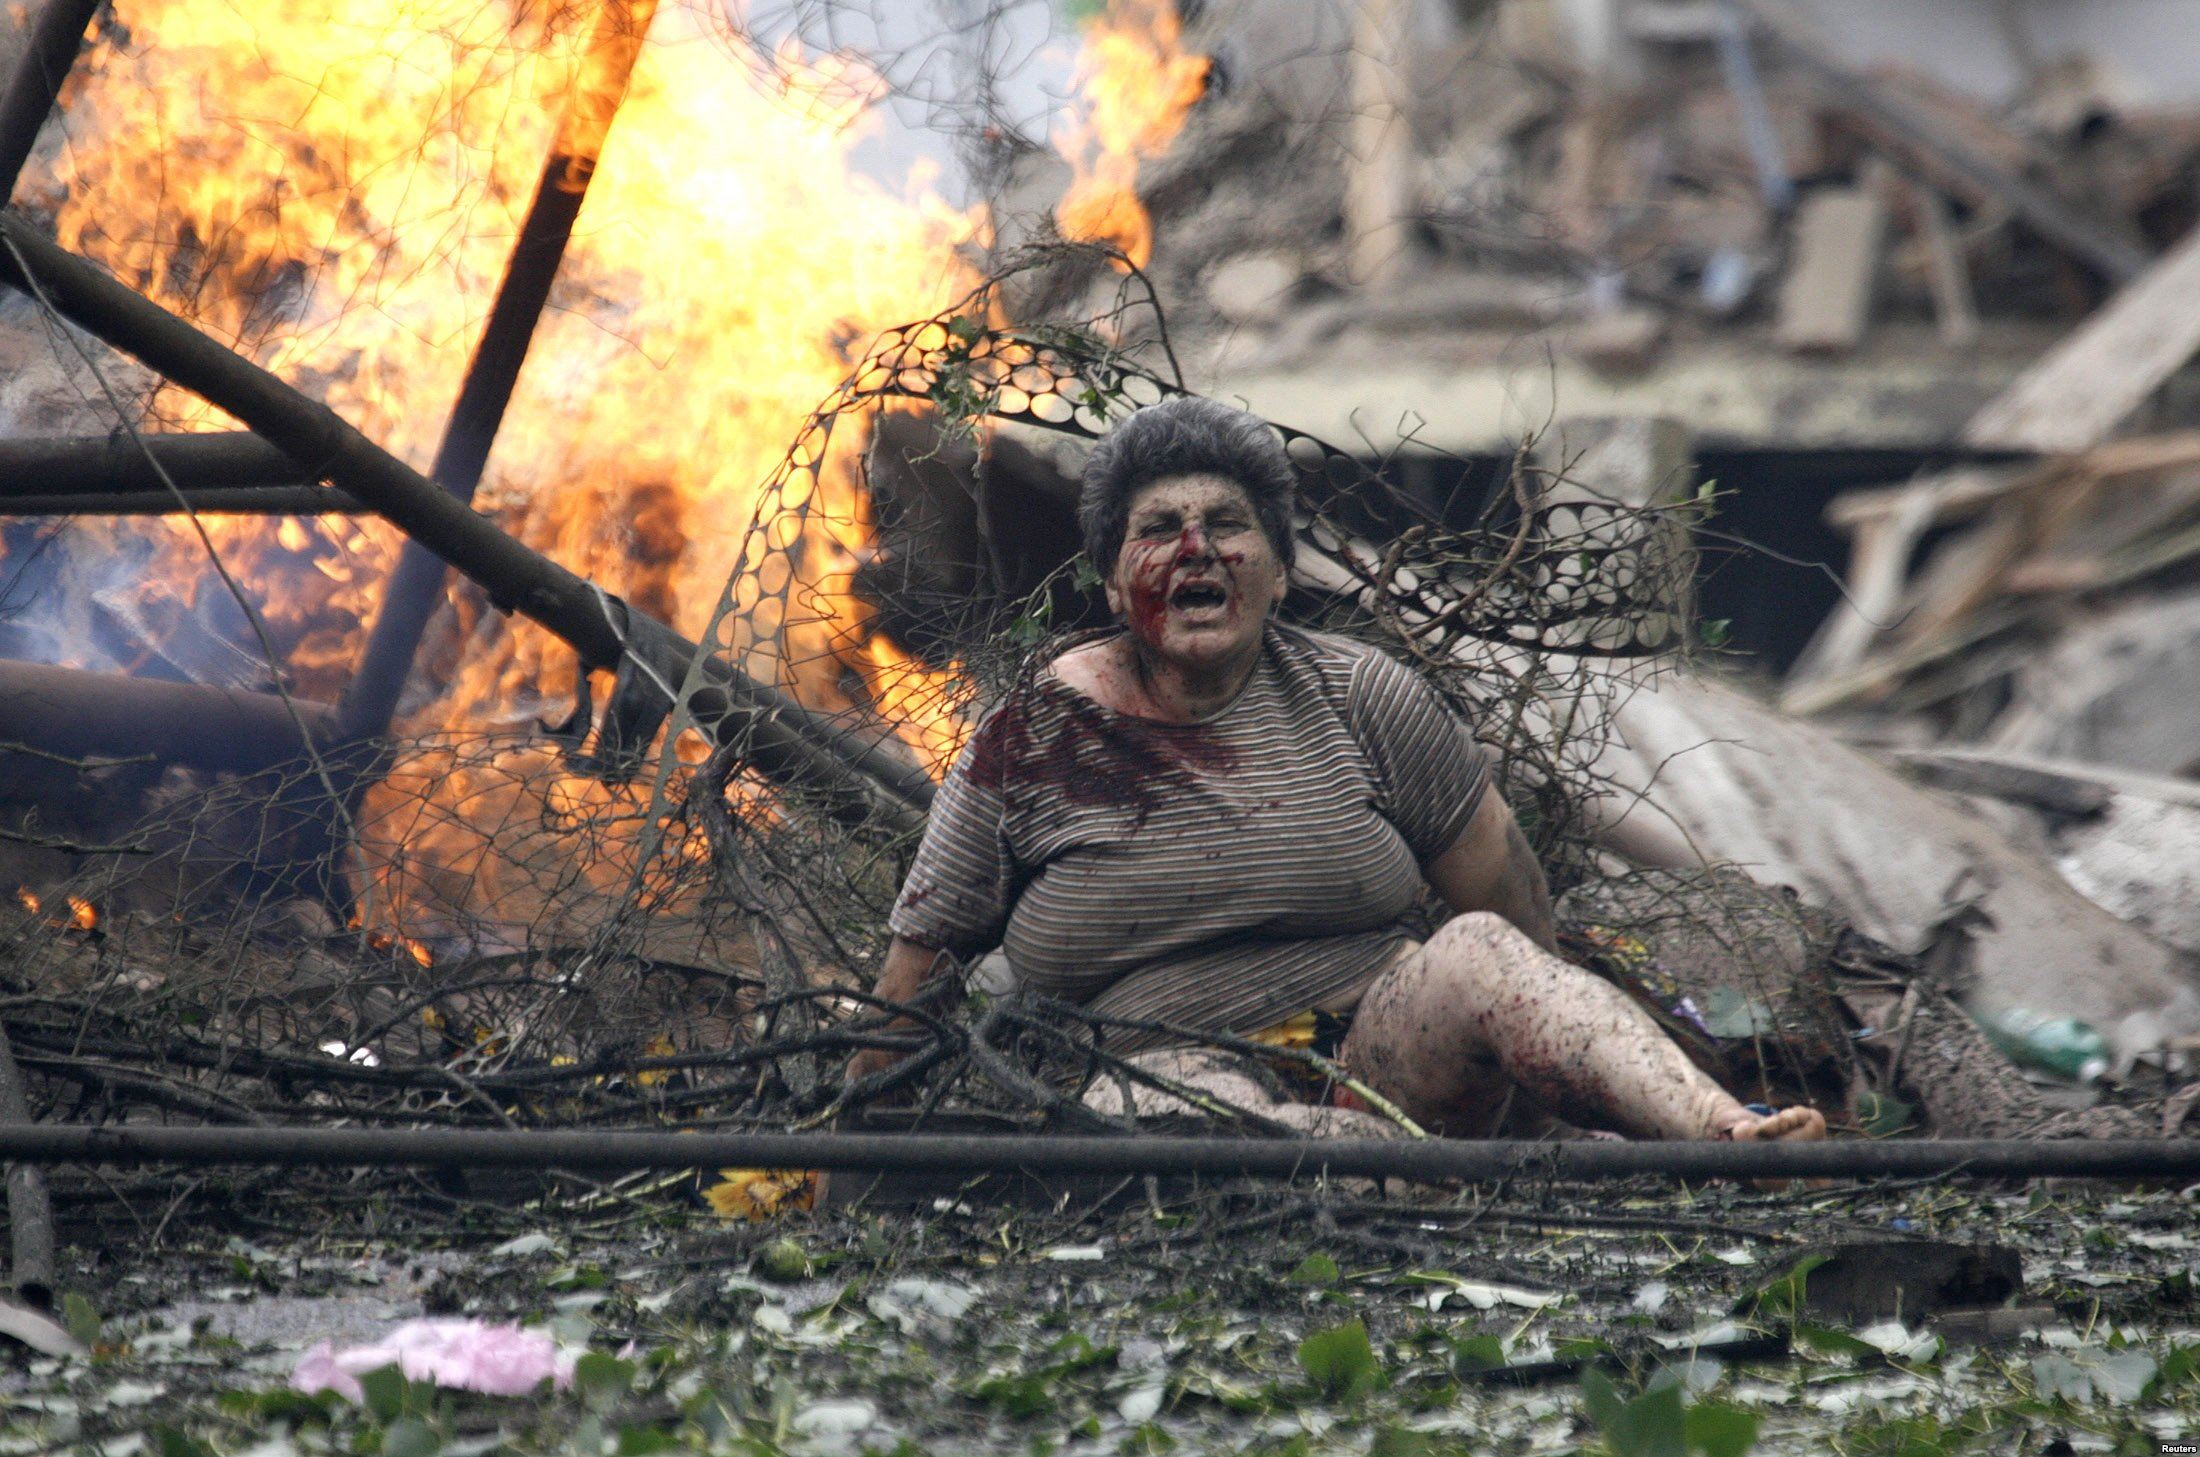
7;0;1199;945
11;888;99;933
1052;0;1211;266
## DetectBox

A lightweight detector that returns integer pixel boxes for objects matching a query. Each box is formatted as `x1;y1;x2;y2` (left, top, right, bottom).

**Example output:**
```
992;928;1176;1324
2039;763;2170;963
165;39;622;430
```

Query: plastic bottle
1979;1007;2111;1084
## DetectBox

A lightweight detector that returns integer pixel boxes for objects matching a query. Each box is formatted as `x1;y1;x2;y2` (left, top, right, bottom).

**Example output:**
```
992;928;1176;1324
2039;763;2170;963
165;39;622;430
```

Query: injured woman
851;395;1825;1146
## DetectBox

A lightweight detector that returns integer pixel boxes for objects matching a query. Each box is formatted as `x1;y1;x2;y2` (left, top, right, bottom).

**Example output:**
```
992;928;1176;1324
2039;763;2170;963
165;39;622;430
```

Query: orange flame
23;2;983;938
66;897;98;933
1052;0;1210;266
10;0;1197;949
14;889;38;916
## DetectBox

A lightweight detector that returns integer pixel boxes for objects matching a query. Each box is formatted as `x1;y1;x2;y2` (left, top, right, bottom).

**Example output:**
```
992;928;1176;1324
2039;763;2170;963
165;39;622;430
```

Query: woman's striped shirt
888;624;1492;1049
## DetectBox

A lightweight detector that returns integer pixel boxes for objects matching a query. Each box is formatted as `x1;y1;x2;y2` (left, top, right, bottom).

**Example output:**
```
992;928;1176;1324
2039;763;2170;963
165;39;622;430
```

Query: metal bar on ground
335;0;661;745
1;488;363;515
0;0;103;203
0;1126;2194;1181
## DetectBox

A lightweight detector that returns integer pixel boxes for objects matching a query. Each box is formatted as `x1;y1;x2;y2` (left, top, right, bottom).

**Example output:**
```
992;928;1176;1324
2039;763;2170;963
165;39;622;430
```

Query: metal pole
0;0;102;203
0;658;334;772
0;1125;2193;1181
0;432;310;495
0;486;363;515
0;213;932;828
334;0;660;745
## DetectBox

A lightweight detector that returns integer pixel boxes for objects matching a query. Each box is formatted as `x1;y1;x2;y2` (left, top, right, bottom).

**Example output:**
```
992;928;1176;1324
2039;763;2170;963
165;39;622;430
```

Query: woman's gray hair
1078;396;1299;573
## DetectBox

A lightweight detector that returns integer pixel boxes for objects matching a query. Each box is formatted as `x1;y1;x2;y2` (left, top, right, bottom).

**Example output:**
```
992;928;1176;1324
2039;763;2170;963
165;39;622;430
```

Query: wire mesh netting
0;253;1755;1229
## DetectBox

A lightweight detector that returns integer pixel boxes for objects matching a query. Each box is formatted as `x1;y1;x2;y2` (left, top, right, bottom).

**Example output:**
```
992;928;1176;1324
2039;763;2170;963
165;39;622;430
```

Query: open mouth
1169;581;1228;611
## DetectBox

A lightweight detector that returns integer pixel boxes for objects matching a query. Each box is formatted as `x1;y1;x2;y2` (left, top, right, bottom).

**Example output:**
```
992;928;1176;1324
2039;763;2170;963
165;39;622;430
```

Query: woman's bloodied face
1105;473;1288;673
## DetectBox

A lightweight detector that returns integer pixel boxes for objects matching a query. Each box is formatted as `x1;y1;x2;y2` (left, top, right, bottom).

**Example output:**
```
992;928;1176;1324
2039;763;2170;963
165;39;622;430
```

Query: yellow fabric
700;1167;817;1220
1246;1010;1320;1050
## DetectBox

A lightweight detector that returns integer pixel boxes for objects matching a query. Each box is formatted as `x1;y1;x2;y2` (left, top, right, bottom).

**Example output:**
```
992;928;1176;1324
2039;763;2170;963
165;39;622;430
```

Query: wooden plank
1740;0;2150;284
1775;185;1886;353
1782;481;1936;698
1344;0;1415;289
1964;224;2200;453
1909;178;1980;347
1824;464;2022;531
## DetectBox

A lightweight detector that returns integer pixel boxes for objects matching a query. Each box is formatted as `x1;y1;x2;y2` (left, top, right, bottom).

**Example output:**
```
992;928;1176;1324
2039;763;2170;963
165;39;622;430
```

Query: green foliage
574;1351;638;1410
1287;1253;1340;1288
1447;1334;1507;1374
970;1333;1120;1419
1853;1090;1916;1137
149;1427;216;1457
1297;1319;1383;1401
1580;1370;1758;1457
217;1386;336;1426
357;1364;412;1423
61;1291;101;1349
756;1237;812;1282
1744;1252;1827;1319
378;1415;442;1457
1368;1425;1471;1456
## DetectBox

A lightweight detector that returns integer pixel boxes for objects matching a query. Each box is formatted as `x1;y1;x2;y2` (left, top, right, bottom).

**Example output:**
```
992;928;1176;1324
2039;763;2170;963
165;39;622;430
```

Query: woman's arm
1423;790;1559;953
847;935;954;1083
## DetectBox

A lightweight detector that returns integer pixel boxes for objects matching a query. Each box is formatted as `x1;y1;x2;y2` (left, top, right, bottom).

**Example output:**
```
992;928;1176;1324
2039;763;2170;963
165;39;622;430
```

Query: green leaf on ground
1683;1401;1760;1457
1854;1091;1916;1137
1298;1319;1381;1401
1288;1253;1340;1287
61;1292;101;1349
1581;1368;1687;1457
1449;1334;1507;1374
357;1365;409;1423
379;1414;442;1457
575;1351;637;1408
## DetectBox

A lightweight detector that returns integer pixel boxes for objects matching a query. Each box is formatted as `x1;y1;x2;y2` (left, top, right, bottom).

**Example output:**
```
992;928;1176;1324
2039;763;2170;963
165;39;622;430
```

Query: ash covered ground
5;1177;2198;1456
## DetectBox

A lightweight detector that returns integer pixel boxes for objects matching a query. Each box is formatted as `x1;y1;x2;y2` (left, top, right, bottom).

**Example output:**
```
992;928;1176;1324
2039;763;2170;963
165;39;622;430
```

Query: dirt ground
1;1174;2196;1456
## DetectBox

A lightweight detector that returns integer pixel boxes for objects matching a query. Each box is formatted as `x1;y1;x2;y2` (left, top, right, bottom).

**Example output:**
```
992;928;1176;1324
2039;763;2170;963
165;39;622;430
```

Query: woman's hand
845;937;952;1086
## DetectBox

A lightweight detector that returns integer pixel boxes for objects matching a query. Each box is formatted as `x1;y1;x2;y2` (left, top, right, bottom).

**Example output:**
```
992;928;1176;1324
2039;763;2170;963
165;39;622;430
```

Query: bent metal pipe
0;1126;2192;1181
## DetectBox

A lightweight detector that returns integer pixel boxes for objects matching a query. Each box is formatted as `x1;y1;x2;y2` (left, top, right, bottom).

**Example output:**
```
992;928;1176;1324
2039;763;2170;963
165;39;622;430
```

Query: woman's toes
1725;1105;1828;1143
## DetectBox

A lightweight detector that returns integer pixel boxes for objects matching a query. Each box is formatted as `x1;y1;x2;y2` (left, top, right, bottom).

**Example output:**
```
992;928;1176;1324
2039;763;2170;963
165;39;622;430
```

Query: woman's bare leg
1082;1048;1404;1138
1342;914;1827;1142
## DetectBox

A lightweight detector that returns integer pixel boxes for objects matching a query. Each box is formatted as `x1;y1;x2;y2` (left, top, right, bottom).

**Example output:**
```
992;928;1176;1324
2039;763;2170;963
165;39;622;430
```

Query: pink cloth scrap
290;1318;575;1402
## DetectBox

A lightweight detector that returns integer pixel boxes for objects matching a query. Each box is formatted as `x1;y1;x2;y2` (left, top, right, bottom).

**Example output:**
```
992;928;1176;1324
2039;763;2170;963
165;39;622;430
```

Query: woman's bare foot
1709;1104;1829;1189
1715;1105;1828;1143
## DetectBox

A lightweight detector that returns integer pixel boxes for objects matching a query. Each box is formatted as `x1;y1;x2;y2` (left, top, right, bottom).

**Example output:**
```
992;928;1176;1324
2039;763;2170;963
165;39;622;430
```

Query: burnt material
334;0;659;746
